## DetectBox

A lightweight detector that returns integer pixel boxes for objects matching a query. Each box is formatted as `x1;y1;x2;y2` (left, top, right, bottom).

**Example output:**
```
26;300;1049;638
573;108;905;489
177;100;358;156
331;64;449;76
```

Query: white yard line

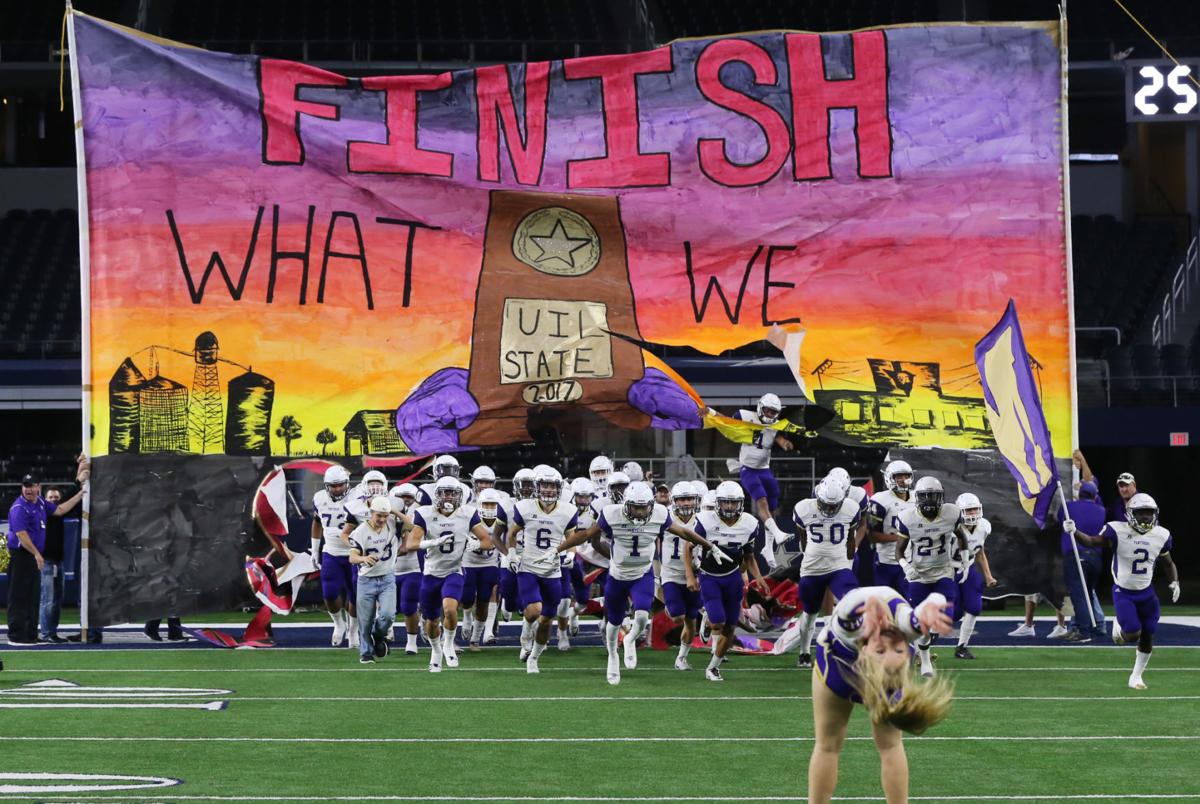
7;694;1200;703
4;735;1199;744
5;665;1199;673
8;794;1200;802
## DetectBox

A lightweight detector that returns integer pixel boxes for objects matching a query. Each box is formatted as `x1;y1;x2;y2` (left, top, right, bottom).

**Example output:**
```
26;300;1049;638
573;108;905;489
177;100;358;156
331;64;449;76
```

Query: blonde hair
852;629;955;735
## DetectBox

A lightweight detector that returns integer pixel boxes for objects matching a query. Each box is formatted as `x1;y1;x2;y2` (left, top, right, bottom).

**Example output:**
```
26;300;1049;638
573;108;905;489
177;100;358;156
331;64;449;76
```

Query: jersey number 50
807;522;845;544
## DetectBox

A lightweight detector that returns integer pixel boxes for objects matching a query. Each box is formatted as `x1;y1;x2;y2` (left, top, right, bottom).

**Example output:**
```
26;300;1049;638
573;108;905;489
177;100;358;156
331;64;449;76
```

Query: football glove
1169;581;1181;603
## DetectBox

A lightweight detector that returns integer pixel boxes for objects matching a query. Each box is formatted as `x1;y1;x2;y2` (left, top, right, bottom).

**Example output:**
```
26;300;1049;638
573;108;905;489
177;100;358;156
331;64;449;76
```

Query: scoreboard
1126;59;1200;122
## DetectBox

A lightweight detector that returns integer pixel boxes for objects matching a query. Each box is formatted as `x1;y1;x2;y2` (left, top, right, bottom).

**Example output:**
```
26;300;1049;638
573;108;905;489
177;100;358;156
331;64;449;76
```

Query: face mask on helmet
672;495;699;518
364;482;386;498
435;458;460;479
890;473;913;495
718;496;743;519
609;482;629;503
399;494;416;509
514;474;536;500
325;480;349;501
573;492;594;512
962;507;982;526
436;486;462;514
479;502;499;524
916;490;943;517
473;479;494;493
537;479;561;504
1128;506;1157;533
624;498;654;525
816;495;841;517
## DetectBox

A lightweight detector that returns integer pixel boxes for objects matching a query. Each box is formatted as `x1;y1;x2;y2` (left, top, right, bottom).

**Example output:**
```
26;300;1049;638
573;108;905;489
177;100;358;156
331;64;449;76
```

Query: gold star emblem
530;219;593;270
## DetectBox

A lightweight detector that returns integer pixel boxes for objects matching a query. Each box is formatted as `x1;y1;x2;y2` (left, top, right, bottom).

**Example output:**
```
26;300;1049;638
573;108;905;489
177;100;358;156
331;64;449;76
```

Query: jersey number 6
535;528;553;549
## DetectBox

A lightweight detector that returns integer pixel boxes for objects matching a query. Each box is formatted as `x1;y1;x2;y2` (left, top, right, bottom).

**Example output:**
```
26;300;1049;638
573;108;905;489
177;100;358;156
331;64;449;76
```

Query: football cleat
674;656;692;671
558;632;570;652
622;629;639;669
796;653;813;669
1128;676;1147;690
606;654;621;686
444;647;460;668
954;646;975;660
526;655;540;674
359;655;375;664
331;617;347;647
705;666;724;682
348;628;360;650
428;660;442;673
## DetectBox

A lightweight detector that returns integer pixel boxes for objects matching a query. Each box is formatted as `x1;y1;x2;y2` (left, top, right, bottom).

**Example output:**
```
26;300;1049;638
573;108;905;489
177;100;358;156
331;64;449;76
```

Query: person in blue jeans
1060;480;1107;641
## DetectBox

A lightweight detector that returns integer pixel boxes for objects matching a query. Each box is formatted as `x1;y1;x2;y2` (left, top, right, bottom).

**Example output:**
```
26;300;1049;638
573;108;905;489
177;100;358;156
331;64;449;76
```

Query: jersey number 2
1130;547;1151;575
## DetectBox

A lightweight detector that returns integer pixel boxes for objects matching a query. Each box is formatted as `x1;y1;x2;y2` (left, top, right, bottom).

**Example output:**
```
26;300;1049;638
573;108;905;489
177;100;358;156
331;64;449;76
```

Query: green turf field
2;644;1199;802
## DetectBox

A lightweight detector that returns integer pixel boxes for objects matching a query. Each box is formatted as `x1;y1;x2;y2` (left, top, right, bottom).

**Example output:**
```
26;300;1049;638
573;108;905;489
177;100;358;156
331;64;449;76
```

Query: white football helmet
534;465;564;505
670;480;700;519
362;470;387;499
914;476;944;518
476;487;502;525
623;481;655;526
956;492;983;526
715;480;745;519
471;465;496;494
394;482;418;507
607;471;631;503
433;454;461;479
434;475;463;515
513;467;536;500
387;484;413;513
323;465;350;501
1126;493;1159;534
689;479;709;497
757;392;782;424
884;460;914;498
589;455;613;492
570;477;596;513
826;467;851;487
700;490;718;512
815;480;846;517
622;461;645;482
368;495;392;515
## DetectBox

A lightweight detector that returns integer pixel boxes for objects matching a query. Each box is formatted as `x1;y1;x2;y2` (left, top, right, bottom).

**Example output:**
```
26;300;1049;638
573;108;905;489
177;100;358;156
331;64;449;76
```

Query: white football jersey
660;513;700;584
793;497;861;576
348;519;400;578
956;517;992;574
412;504;481;578
561;504;596;569
736;409;774;469
599;502;671;582
312;490;352;556
868;489;913;565
693;510;760;577
512;499;579;579
463;502;506;569
1102;521;1173;591
897;503;963;583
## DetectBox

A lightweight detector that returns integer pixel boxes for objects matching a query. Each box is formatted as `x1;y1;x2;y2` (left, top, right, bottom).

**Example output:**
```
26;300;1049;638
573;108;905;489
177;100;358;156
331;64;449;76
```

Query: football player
733;393;792;555
560;481;727;685
418;455;470;506
406;476;493;673
894;476;968;678
790;478;862;669
503;466;577;673
386;484;422;654
868;460;915;595
589;455;614;497
808;586;954;804
311;465;358;648
952;492;997;659
1066;493;1179;688
662;481;704;671
686;480;763;682
604;470;631;505
557;477;597;650
462;487;505;652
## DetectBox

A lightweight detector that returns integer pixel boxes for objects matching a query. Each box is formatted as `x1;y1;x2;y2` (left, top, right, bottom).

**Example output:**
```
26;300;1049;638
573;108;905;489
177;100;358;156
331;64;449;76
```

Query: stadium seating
0;209;81;358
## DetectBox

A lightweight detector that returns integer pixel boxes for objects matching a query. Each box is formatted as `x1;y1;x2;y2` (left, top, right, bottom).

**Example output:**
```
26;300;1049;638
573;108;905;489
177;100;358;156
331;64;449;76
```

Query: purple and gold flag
974;300;1060;526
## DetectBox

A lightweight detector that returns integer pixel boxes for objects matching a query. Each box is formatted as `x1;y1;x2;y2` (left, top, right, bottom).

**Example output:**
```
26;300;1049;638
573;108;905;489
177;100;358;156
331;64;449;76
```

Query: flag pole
1057;480;1097;630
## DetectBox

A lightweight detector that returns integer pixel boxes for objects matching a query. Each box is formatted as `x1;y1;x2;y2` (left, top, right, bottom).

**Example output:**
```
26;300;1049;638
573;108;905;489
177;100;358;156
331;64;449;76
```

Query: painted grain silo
138;374;189;453
225;370;275;455
109;357;146;453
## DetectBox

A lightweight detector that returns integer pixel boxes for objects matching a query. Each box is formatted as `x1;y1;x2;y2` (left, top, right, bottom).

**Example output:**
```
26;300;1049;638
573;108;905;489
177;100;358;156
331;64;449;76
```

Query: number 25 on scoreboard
1127;61;1200;121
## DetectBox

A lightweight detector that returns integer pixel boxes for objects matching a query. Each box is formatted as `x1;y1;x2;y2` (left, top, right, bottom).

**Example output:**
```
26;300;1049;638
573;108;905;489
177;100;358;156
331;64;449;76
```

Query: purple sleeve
418;489;432;506
896;519;910;536
496;506;508;523
693;519;707;538
44;500;58;516
512;506;526;528
887;595;921;636
413;511;427;531
849;510;861;530
658;514;671;536
1163;535;1173;553
793;507;807;529
469;511;482;529
566;511;579;531
1099;524;1117;545
597;511;613;537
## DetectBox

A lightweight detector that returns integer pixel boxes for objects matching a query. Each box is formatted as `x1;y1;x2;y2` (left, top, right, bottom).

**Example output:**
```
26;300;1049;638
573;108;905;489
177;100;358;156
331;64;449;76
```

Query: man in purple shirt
7;472;85;646
1060;481;1108;641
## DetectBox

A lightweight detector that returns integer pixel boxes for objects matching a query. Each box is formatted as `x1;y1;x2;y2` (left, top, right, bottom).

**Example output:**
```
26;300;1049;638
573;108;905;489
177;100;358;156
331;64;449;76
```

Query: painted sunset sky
74;14;1070;456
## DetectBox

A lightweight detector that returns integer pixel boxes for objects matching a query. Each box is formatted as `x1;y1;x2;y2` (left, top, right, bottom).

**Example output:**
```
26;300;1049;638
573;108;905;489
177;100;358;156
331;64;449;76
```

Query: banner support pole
1057;480;1097;630
66;0;94;635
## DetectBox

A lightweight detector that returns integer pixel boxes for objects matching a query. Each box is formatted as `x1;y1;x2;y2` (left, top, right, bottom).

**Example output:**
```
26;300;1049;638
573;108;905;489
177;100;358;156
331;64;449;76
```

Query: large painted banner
71;13;1071;620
